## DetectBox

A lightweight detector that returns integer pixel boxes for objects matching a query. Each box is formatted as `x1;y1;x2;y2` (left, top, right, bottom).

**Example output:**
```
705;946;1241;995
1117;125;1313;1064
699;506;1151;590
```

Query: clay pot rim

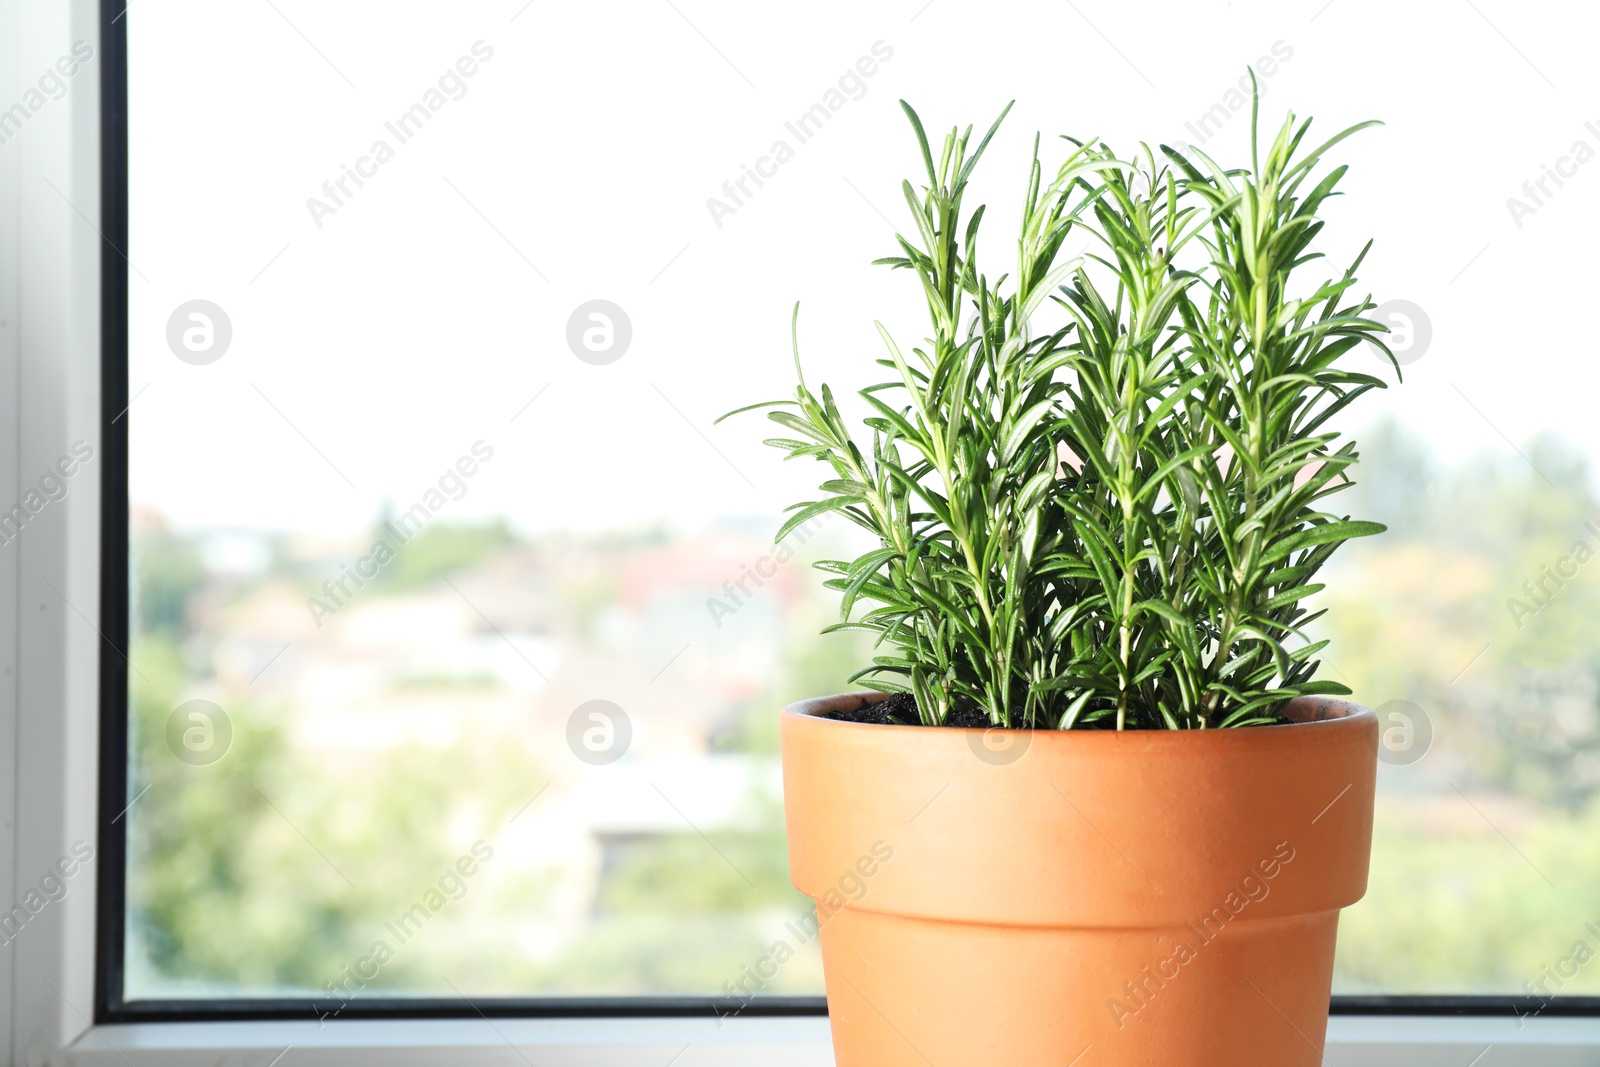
784;690;1373;740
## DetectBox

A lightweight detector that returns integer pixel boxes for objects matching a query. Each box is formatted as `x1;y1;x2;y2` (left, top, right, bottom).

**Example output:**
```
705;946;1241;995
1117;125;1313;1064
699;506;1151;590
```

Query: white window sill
65;1014;1600;1066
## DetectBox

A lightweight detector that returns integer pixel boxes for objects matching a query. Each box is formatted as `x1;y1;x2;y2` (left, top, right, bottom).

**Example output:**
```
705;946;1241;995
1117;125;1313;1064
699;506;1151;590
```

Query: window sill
66;1014;1600;1066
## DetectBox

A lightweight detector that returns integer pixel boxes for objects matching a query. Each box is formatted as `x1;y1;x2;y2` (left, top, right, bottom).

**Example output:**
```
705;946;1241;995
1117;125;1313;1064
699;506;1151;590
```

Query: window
1;0;1595;1062
110;0;1600;1020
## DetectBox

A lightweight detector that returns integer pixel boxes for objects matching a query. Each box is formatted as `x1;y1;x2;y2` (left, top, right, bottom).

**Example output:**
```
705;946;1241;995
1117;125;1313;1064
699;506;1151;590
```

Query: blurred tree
367;519;517;592
133;522;205;634
129;628;555;994
1325;418;1600;991
1328;418;1600;808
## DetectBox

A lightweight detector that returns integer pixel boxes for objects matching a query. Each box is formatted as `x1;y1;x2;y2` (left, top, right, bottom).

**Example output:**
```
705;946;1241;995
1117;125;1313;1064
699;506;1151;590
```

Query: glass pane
124;0;1600;1004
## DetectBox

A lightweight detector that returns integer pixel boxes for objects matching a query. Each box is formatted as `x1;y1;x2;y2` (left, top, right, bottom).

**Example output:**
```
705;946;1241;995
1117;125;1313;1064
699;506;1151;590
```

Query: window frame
0;0;1594;1061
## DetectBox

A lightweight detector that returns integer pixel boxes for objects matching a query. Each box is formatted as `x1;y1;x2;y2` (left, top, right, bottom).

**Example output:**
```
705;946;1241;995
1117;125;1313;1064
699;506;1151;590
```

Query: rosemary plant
726;83;1396;730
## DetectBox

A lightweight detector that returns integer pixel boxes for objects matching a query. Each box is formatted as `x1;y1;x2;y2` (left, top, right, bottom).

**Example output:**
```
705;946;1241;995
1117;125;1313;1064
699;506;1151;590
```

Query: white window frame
1;0;1596;1062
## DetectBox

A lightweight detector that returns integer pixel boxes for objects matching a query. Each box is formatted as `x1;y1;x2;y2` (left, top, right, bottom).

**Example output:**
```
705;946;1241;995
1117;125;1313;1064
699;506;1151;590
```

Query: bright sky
126;0;1600;537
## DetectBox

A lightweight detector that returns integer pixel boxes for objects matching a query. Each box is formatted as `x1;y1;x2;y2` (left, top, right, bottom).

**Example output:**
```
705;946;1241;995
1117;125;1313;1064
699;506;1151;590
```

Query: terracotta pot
781;692;1377;1067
